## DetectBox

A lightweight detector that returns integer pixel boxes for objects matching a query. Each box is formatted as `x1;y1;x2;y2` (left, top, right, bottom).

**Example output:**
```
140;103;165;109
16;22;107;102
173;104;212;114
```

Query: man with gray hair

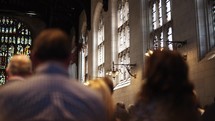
6;54;32;83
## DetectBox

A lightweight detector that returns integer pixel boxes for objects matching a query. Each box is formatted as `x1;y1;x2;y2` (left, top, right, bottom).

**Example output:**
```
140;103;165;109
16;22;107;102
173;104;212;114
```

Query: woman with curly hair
130;49;201;121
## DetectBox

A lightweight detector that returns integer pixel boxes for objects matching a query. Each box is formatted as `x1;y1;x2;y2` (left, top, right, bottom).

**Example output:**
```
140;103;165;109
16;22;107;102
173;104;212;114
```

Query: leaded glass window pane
159;0;163;26
98;65;105;77
152;3;157;30
97;44;104;66
117;0;129;28
125;24;130;48
160;32;164;48
124;0;129;22
118;22;130;53
118;8;122;27
166;0;171;21
153;35;159;50
151;0;173;50
114;49;130;89
167;27;173;50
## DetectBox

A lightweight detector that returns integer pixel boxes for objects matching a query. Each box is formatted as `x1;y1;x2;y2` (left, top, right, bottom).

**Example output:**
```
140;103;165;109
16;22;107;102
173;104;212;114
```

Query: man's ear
5;66;10;77
30;54;39;71
64;55;72;67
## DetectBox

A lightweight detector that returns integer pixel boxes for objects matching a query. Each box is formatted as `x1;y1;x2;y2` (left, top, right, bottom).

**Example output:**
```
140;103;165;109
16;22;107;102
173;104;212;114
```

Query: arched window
79;33;88;83
97;13;105;77
150;0;173;50
0;15;32;85
115;0;131;89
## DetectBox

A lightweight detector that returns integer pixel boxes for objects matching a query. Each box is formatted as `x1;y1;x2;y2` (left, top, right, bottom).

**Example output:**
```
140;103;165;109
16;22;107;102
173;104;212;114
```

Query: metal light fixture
166;40;187;49
145;40;187;57
145;49;154;57
106;61;137;78
106;62;119;78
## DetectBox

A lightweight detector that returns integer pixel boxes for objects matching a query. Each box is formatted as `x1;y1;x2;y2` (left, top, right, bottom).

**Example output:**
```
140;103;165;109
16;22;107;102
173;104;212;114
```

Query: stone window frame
114;0;131;90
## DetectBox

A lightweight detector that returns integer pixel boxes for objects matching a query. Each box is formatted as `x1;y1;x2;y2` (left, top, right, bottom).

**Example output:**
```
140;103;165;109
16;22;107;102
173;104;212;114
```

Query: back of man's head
6;54;32;78
32;28;72;63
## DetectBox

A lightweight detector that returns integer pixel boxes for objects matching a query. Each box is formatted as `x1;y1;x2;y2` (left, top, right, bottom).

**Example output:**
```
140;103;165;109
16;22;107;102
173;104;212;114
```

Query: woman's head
31;28;72;66
86;78;115;121
143;49;192;94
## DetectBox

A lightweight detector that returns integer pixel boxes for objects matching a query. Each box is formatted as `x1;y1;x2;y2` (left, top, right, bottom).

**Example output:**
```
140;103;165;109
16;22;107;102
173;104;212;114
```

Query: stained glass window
150;0;173;50
0;15;32;85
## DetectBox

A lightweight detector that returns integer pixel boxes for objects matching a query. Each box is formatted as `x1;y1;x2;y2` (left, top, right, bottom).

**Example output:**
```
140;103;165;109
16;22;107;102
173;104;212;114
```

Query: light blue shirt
0;62;107;121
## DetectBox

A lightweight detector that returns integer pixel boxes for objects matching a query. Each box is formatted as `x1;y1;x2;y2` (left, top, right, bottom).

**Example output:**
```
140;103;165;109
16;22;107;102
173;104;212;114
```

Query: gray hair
6;54;32;77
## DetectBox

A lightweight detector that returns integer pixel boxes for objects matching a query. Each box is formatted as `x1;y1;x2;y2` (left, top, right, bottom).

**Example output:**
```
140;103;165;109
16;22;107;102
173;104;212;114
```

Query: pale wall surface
86;0;215;107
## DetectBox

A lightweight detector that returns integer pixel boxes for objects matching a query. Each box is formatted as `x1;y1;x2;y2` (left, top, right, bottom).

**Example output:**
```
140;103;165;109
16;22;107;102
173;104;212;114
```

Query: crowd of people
0;29;107;121
0;28;214;121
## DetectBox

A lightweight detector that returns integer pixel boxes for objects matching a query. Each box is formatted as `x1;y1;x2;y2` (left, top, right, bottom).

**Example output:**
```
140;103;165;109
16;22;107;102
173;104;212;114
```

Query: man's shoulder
0;77;108;121
61;78;103;101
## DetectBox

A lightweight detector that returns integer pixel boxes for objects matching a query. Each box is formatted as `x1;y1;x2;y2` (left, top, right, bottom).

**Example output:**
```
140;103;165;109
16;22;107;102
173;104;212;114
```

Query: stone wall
87;0;215;107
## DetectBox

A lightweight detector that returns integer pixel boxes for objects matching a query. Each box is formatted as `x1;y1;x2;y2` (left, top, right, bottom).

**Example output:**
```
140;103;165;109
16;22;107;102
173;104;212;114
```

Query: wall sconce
167;40;188;60
145;40;187;57
106;63;119;78
145;49;154;57
166;40;187;49
106;61;137;78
